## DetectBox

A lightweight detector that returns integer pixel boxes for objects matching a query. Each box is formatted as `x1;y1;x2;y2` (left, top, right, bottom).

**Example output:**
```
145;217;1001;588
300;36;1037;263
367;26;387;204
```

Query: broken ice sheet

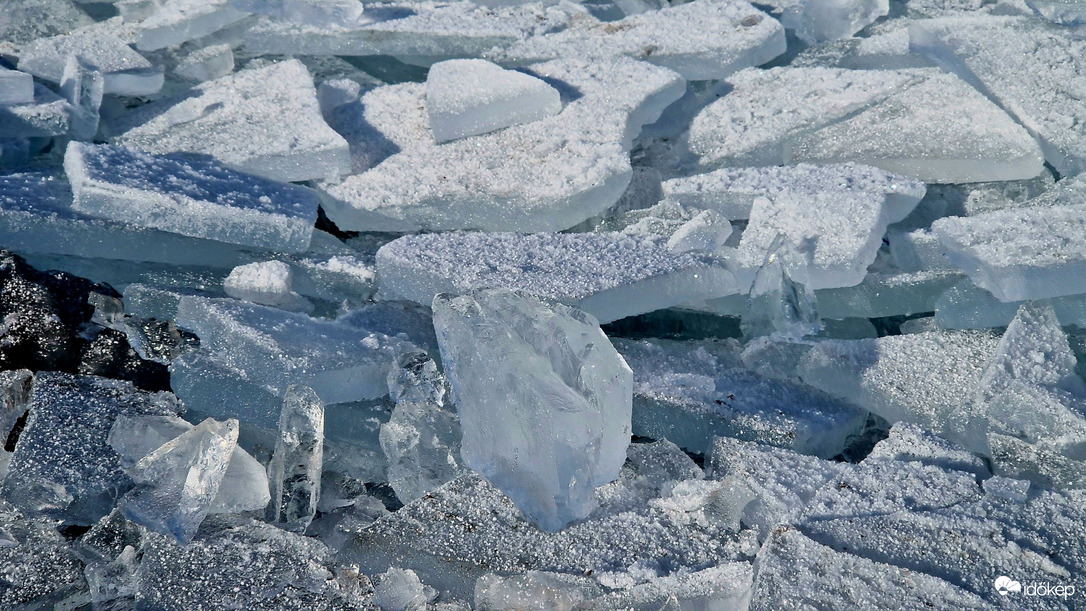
785;71;1044;184
911;15;1086;177
120;417;239;544
0;0;94;45
661;162;926;222
0;373;182;525
224;260;313;312
580;563;754;611
425;59;561;143
432;289;632;531
0;83;75;139
376;231;737;324
136;0;251;52
792;0;890;44
232;0;365;27
109;59;351;183
319;57;684;233
864;422;989;478
0;68;35;106
0;500;87;610
475;571;601;611
174;42;235;82
487;0;786;81
687;66;926;168
66;142;321;252
17;31;164;96
616;339;868;458
741;234;822;342
267;385;325;533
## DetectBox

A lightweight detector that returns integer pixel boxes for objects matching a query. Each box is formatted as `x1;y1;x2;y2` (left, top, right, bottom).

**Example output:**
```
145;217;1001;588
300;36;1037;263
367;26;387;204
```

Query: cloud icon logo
995;576;1022;596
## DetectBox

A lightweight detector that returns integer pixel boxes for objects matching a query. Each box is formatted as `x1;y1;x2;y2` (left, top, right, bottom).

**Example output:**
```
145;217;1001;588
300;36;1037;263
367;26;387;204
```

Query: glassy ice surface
66;142;321;252
110;60;351;183
425;59;561;143
376;231;737;324
17;31;164;96
231;0;366;27
174;43;235;82
136;0;251;52
268;385;325;533
0;68;35;106
742;234;822;342
794;0;889;43
432;290;633;531
60;55;104;141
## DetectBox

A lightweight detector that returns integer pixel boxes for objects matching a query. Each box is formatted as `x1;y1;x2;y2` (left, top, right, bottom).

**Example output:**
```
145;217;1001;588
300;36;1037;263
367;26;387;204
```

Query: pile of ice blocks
1;0;1085;608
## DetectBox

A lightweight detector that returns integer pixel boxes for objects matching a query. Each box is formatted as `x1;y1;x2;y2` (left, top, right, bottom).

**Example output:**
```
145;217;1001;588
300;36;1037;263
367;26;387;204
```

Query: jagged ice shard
432;289;633;531
267;385;325;533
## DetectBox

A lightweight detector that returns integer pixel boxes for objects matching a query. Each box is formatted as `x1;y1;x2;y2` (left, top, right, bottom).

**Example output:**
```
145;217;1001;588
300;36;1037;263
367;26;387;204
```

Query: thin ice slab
136;0;251;52
110;59;350;183
487;0;786;81
65;142;320;253
785;72;1044;183
0;84;74;139
319;57;684;233
911;16;1086;177
425;59;560;143
17;32;163;96
0;68;34;106
376;232;737;324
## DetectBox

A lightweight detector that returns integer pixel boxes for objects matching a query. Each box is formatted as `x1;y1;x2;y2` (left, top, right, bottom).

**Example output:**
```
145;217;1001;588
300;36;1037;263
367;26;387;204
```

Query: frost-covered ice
785;72;1045;183
0;0;94;45
0;68;35;106
911;16;1086;177
425;59;560;143
661;162;926;222
376;232;737;324
110;60;351;183
864;422;989;477
232;0;366;28
0;83;75;139
268;385;324;533
432;289;632;530
224;260;313;311
320;57;684;233
17;31;164;96
793;0;890;44
60;55;105;141
488;0;786;81
65;142;321;252
174;43;234;82
136;0;250;52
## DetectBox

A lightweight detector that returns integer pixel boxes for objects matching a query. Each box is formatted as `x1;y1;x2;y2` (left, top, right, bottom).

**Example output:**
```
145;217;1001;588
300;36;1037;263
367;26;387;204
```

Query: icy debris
17;31;163;96
0;68;35;106
749;527;989;610
426;59;561;143
345;472;752;600
475;571;602;610
320;57;684;233
708;436;844;538
137;0;251;52
0;0;94;45
374;568;437;611
119;417;239;544
886;228;954;273
597;201;733;255
232;0;366;27
793;0;890;43
580;563;754;611
488;0;786;80
432;289;632;531
110;59;351;183
0;83;75;139
0;370;33;451
60;55;105;141
983;475;1029;502
175;295;407;405
617;339;868;458
1026;0;1086;23
0;373;182;525
387;351;445;407
135;518;373;609
107;413;271;515
267;385;324;533
661;162;926;222
337;300;439;356
798;330;1000;452
688;67;925;168
785;72;1044;184
174;42;234;82
933;203;1086;302
85;544;139;608
596;439;704;515
65;142;321;252
224;261;313;312
741;234;822;342
911;16;1086;177
376;232;736;325
988;433;1086;490
0;500;87;609
865;422;989;477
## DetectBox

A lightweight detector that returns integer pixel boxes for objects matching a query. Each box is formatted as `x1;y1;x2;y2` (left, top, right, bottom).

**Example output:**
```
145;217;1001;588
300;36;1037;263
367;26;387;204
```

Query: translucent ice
475;571;601;611
60;56;104;141
376;232;737;324
0;373;182;525
794;0;890;44
488;0;786;81
65;142;321;252
581;563;754;611
426;59;561;143
742;234;822;342
432;289;633;531
120;417;239;544
223;260;312;312
231;0;365;27
266;385;324;533
374;568;437;611
320;57;684;233
110;60;351;183
911;16;1086;177
596;201;732;256
688;67;925;168
17;31;164;96
785;72;1044;183
174;43;234;82
0;500;87;609
661;162;926;222
0;68;34;106
0;83;74;139
136;0;250;52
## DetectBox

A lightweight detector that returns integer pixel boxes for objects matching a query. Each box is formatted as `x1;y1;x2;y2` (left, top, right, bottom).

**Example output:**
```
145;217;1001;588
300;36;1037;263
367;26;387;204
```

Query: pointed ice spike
59;55;104;142
742;233;822;342
267;385;324;533
120;417;239;544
